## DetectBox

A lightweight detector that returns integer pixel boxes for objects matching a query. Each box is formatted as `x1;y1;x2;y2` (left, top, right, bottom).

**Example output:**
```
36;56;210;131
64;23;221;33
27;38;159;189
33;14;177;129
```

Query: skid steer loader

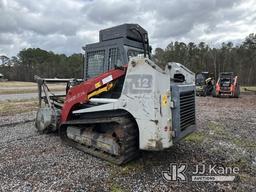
195;72;214;96
213;72;240;98
35;24;196;164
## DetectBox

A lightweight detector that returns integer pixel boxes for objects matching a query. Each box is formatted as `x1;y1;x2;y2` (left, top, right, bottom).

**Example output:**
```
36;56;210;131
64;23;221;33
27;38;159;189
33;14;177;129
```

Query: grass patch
207;121;228;136
207;121;256;147
184;132;205;143
238;173;256;184
229;158;247;167
240;86;256;92
0;81;36;87
0;81;66;94
0;99;38;116
231;137;256;148
225;158;249;171
120;160;144;175
0;89;39;95
109;160;144;179
108;160;143;191
0;81;66;95
0;87;64;95
110;183;126;192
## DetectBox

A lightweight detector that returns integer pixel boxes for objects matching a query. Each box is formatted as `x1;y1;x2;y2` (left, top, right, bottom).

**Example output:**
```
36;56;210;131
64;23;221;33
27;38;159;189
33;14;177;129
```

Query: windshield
196;73;205;85
86;50;105;78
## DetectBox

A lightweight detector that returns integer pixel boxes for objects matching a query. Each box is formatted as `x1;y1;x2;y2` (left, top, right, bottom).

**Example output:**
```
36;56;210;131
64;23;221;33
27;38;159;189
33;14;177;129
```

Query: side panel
171;85;196;142
120;58;172;150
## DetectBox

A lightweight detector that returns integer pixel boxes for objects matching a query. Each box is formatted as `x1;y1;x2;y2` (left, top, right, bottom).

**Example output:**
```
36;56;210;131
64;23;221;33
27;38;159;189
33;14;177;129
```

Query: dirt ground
0;94;255;191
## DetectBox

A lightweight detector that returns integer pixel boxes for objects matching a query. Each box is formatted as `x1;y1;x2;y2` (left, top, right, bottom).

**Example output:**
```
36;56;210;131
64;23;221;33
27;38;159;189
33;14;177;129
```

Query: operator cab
83;24;151;79
219;72;234;87
195;72;209;86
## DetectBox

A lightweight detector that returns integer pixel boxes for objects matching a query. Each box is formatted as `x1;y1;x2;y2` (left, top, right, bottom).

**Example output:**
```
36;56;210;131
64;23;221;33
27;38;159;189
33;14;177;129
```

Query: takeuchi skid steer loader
35;24;196;164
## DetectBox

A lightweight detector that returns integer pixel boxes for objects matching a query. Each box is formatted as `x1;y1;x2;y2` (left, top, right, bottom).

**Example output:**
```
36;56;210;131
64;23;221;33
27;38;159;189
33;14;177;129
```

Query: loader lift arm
60;67;126;123
35;67;126;131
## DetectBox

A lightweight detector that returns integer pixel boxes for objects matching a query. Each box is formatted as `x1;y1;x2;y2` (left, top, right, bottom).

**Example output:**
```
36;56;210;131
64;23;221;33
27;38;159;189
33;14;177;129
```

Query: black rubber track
59;110;139;165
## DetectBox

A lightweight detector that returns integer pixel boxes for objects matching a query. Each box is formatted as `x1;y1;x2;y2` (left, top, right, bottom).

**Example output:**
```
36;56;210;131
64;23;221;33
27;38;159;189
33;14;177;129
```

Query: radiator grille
180;90;195;131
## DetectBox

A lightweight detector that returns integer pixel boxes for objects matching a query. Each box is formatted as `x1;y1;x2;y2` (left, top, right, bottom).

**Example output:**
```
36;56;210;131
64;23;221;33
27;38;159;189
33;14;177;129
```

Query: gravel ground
0;95;255;191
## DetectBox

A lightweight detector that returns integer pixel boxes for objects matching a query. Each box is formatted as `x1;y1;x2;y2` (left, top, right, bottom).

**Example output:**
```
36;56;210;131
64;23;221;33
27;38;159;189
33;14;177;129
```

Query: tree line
154;33;256;85
0;48;83;81
0;33;255;85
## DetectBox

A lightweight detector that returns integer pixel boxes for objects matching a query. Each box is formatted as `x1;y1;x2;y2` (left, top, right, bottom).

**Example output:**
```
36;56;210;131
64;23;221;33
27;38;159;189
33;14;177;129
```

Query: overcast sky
0;0;256;57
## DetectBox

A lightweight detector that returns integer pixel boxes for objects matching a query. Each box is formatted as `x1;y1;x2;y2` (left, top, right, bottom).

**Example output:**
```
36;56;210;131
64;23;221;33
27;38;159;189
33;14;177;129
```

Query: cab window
108;48;122;69
86;50;105;78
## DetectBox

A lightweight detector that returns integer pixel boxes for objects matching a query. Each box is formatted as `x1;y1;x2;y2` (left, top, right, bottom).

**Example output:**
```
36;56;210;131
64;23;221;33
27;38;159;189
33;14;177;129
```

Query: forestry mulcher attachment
213;72;240;98
35;24;196;164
